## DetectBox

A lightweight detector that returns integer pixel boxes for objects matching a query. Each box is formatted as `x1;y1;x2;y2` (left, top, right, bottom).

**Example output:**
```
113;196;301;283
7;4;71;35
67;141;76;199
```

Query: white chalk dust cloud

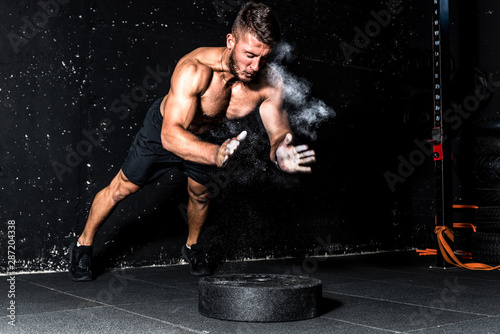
269;42;335;141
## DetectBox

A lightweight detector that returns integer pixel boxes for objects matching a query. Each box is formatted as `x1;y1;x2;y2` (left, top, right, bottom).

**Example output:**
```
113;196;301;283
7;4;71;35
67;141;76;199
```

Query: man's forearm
162;125;219;165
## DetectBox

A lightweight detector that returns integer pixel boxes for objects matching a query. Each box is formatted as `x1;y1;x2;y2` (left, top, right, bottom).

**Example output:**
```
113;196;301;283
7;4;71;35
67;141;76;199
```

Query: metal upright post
432;0;453;268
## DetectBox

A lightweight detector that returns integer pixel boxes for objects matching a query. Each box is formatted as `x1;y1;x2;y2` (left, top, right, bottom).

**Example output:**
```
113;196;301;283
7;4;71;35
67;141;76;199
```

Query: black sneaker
69;240;93;281
181;244;211;276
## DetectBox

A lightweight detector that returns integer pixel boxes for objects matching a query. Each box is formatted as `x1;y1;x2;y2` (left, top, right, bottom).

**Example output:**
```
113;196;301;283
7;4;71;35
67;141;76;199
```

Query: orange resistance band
416;248;437;256
452;204;479;209
434;225;500;271
452;223;477;232
416;248;472;259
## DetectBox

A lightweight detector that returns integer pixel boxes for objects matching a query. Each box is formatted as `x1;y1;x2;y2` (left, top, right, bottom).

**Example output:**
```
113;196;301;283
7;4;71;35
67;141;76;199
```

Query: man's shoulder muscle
258;65;284;102
172;57;213;96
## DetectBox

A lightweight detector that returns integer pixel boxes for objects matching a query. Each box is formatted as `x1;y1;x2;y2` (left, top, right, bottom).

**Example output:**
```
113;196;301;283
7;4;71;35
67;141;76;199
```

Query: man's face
227;32;273;83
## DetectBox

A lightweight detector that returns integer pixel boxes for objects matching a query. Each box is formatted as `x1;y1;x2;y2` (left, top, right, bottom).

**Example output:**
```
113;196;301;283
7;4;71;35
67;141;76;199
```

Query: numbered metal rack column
432;0;453;268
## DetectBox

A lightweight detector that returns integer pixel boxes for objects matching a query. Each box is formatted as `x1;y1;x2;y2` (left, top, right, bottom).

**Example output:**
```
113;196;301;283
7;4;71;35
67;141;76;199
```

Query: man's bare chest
199;81;262;120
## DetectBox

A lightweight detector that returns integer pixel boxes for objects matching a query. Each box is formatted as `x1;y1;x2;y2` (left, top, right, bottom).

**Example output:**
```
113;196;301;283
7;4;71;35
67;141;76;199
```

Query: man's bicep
162;89;198;130
162;62;208;129
259;97;290;142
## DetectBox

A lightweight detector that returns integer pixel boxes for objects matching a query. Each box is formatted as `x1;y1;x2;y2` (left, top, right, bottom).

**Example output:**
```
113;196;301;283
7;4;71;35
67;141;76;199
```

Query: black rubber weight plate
198;274;322;322
474;156;500;182
471;136;500;155
475;206;500;232
475;184;500;205
472;232;500;264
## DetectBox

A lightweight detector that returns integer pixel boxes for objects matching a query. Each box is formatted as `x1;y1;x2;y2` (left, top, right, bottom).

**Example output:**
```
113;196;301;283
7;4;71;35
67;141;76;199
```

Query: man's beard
228;51;259;83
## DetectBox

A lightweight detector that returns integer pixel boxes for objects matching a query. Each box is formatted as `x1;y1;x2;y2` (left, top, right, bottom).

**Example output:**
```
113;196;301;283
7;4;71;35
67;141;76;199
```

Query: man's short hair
232;2;281;46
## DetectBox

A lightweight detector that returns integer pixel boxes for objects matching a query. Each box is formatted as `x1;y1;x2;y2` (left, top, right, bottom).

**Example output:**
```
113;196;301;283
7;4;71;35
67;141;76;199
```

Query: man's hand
216;131;248;167
275;133;316;173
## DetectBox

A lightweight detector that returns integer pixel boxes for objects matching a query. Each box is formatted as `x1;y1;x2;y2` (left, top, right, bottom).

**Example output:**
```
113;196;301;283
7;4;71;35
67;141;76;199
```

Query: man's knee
109;171;140;204
110;188;130;204
188;183;210;208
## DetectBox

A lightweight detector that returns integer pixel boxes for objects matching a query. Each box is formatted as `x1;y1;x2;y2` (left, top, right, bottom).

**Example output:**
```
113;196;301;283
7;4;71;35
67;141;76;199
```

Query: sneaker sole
181;245;211;276
68;241;94;282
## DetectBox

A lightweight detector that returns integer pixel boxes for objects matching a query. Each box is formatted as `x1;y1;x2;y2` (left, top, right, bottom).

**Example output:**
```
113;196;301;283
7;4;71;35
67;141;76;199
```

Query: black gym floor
2;251;500;333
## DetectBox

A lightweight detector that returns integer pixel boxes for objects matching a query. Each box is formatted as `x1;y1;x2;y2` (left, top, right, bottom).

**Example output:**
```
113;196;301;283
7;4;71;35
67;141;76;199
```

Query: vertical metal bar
432;0;453;268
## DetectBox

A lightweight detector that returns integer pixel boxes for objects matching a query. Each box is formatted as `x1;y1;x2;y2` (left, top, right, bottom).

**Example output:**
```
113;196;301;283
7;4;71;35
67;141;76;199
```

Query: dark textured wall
476;2;500;119
1;0;414;273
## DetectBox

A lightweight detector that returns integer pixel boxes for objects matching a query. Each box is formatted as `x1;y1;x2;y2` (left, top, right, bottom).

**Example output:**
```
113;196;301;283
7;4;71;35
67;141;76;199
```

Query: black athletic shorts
121;98;216;186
